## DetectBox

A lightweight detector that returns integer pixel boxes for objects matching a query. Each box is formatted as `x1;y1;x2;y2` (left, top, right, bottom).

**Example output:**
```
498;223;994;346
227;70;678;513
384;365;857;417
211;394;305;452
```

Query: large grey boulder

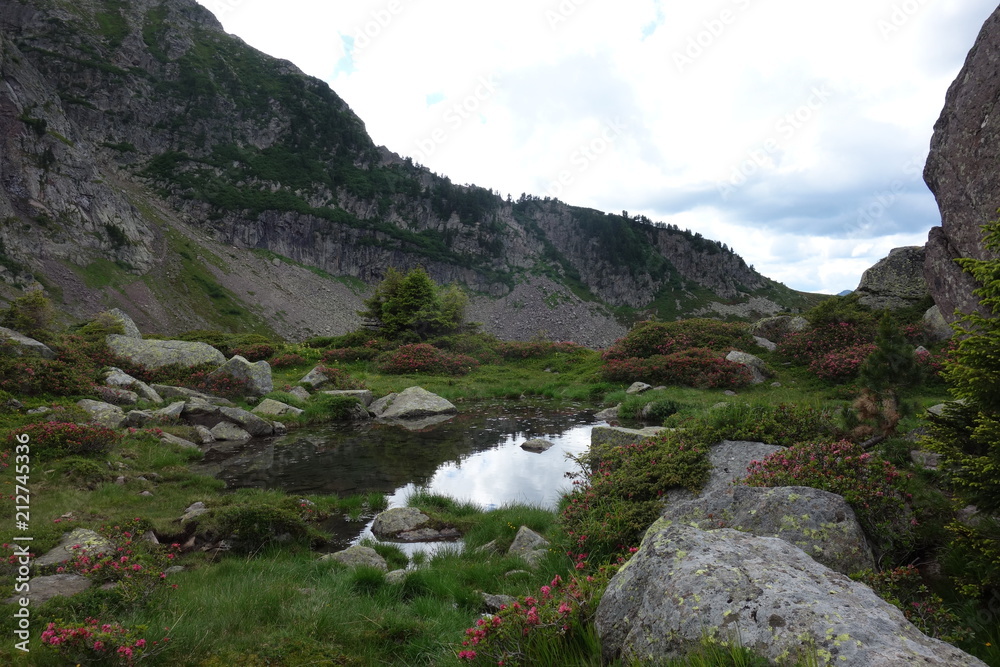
626;382;652;395
590;425;667;456
106;335;225;370
749;316;808;342
34;528;114;569
106;308;142;339
210;422;252;442
922;305;953;342
4;574;91;605
93;386;139;406
661;485;874;575
0;326;55;359
372;386;457;421
251;399;304;418
855;246;929;310
151;385;232;405
104;367;162;403
320;545;387;571
209;355;273;397
219;406;274;437
596;521;987;666
371;507;429;538
666;440;786;502
724;351;771;384
76;399;126;429
507;526;549;568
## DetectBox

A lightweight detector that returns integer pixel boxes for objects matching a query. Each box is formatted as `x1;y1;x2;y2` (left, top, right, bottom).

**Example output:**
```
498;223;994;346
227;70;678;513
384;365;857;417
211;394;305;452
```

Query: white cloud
198;0;998;294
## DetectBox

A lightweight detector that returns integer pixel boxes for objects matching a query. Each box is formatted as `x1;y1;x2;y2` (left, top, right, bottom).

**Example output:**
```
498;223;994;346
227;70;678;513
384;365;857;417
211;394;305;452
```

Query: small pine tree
851;315;920;442
358;267;467;341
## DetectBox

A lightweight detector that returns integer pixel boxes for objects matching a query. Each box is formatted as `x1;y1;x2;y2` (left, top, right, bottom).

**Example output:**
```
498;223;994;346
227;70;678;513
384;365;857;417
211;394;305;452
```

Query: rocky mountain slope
0;0;817;344
923;4;1000;321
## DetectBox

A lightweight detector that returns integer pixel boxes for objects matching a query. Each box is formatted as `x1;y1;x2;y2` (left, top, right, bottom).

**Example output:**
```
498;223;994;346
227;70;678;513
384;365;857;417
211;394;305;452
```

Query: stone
368;393;397;416
181;501;208;522
625;382;652;395
924;6;1000;324
106;335;226;370
666;440;786;503
661;485;875;575
594;405;620;421
482;592;517;611
723;390;738;396
104;367;162;403
160;432;199;450
590;425;667;457
371;507;430;538
209;355;273;397
520;438;555;453
725;350;770;384
34;528;114;569
0;326;55;358
926;400;965;417
320;389;374;407
922;305;953;342
507;526;549;568
4;574;90;605
289;386;311;401
152;385;233;405
749;316;808;342
753;335;777;352
193;425;216;444
124;410;153;428
299;366;335;389
210;422;252;442
386;569;408;585
251;398;304;418
910;450;941;470
93;385;139;406
373;386;457;421
76;399;126;429
106;308;142;339
320;545;387;571
182;398;222;417
26;406;49;415
855;246;929;310
153;401;185;420
219;406;274;436
595;522;987;666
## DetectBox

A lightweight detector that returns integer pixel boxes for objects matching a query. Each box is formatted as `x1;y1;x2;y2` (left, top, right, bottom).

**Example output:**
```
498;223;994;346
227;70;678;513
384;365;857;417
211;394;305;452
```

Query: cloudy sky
196;0;996;294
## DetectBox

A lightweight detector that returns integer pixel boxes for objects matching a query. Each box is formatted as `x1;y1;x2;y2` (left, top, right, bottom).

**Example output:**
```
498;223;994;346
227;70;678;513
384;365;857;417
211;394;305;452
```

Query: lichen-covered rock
106;308;142;339
922;305;953;342
507;526;549;568
35;528;114;569
596;522;987;666
666;440;786;503
76;399;126;429
251;398;304;418
373;386;457;421
219;406;274;437
93;385;139;406
209;355;273;397
106;335;225;370
4;574;91;605
0;326;55;359
104;367;162;403
854;246;929;310
210;422;252;442
153;401;185;420
299;366;335;389
626;382;651;395
160;432;199;450
320;546;387;571
724;351;771;384
661;485;874;575
749;316;808;342
371;507;430;538
590;425;667;457
520;438;555;453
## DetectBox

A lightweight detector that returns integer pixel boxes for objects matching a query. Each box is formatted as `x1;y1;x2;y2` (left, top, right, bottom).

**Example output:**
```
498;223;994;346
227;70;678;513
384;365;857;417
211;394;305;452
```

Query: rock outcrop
596;522;987;666
854;246;929;310
923;5;1000;321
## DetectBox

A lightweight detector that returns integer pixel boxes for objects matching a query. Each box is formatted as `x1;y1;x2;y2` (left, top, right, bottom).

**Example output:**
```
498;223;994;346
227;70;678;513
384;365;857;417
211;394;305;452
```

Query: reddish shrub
601;348;753;389
603;319;753;362
809;343;877;382
9;421;120;459
229;344;277;361
776;322;875;365
375;344;478;376
268;353;307;369
321;347;379;363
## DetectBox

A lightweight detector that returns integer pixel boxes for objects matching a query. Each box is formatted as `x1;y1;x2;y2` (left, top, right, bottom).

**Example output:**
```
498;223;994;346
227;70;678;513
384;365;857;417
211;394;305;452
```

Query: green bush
300;394;363;424
603;318;753;361
211;501;319;552
6;421;120;460
1;290;55;341
672;402;836;447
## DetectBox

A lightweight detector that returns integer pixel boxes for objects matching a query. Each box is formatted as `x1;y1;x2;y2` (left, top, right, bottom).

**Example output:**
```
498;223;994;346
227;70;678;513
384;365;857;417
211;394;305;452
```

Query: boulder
180;501;208;523
922;305;953;342
209;355;273;397
4;574;90;605
520;438;555;453
76;399;126;429
320;389;374;407
595;522;987;666
93;386;138;406
923;6;1000;323
661;485;875;575
0;326;55;359
34;528;114;569
594;405;620;421
590;425;667;456
104;367;162;403
182;398;221;418
160;432;199;450
299;366;335;389
666;440;786;502
626;382;652;395
210;422;252;442
320;546;387;571
193;425;216;444
251;399;304;418
151;385;232;405
124;409;154;428
854;246;930;310
507;526;549;568
289;386;311;401
371;507;431;540
106;335;225;370
749;316;808;342
372;386;457;421
219;406;274;437
153;401;185;420
368;392;396;415
753;335;777;352
106;308;142;339
724;351;770;384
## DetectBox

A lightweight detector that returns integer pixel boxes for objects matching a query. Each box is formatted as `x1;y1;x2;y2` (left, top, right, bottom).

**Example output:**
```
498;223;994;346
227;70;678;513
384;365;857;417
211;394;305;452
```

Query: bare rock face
854;246;929;310
923;6;1000;321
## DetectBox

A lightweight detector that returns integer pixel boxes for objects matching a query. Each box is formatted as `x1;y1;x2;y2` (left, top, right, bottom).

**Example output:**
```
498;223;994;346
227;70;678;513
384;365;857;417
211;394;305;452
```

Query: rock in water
596;522;988;666
373;386;457;420
924;6;1000;322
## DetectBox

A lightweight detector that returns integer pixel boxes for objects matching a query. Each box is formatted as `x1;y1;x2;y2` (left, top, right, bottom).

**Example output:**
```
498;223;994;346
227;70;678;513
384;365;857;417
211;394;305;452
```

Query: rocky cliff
923;4;1000;321
0;0;813;343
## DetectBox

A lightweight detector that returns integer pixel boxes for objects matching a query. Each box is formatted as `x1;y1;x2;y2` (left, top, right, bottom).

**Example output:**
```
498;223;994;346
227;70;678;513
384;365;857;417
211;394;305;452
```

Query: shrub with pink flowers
229;343;278;361
601;347;753;389
776;321;875;366
375;343;478;376
40;617;169;665
455;569;614;666
7;421;120;460
268;352;307;368
497;340;588;360
321;346;380;363
808;343;877;382
603;318;754;362
742;440;915;557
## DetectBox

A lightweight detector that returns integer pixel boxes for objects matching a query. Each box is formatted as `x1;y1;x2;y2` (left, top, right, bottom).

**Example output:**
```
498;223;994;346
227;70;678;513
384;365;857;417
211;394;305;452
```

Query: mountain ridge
0;0;821;344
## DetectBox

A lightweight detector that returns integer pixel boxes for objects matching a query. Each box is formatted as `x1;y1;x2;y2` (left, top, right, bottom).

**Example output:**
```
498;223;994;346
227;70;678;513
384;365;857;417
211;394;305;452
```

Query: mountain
0;0;819;345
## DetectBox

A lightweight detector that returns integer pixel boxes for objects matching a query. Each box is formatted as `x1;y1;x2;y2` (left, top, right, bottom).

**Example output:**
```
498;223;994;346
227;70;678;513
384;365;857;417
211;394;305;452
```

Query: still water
195;402;604;550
